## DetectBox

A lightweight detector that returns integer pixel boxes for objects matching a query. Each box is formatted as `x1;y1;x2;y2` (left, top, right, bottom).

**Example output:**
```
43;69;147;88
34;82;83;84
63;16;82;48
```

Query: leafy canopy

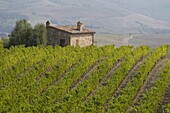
8;19;47;47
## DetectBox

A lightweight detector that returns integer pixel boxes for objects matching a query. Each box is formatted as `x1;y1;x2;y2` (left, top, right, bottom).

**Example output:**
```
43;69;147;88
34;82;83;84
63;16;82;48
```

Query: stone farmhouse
46;21;95;47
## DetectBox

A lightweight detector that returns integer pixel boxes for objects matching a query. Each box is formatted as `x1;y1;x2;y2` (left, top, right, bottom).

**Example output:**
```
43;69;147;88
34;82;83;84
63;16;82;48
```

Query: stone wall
47;27;94;47
47;27;70;46
70;34;93;47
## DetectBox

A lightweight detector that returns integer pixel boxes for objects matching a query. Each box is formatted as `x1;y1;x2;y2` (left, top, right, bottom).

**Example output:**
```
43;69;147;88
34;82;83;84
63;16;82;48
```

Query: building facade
46;21;95;47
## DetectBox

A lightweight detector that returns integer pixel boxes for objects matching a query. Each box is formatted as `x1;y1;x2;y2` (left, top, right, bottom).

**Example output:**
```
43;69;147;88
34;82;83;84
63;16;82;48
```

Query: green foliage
0;37;9;48
0;39;3;48
82;45;150;112
106;45;169;113
164;103;170;113
33;23;47;46
8;19;47;47
9;19;33;46
0;45;169;112
135;60;170;112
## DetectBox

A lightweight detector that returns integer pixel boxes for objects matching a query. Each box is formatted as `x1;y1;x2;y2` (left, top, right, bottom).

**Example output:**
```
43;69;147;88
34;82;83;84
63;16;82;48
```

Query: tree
8;19;47;47
9;19;33;46
0;38;3;49
0;37;9;48
33;23;47;46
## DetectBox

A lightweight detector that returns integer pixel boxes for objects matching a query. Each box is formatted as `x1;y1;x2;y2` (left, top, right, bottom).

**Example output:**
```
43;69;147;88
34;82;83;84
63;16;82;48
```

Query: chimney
77;21;83;31
46;21;50;27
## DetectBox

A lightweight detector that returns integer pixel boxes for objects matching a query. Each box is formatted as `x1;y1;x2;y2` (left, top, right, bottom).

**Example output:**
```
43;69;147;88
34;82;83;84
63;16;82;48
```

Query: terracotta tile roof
48;25;95;34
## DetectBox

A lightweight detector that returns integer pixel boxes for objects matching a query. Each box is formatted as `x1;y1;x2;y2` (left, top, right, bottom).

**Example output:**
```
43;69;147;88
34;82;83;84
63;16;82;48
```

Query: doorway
60;39;65;47
76;39;79;46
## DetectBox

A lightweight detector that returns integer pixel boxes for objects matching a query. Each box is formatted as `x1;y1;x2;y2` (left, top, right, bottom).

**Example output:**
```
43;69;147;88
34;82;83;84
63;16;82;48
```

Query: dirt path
101;56;145;110
28;59;80;104
82;57;124;102
126;58;168;113
39;60;79;96
36;59;62;81
53;58;105;104
156;77;170;113
112;56;145;99
0;59;43;90
100;57;124;84
68;58;105;92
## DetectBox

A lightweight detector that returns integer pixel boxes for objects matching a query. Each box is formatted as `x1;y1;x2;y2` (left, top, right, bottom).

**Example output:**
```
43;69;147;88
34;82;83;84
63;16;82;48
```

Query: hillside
95;34;170;53
0;0;170;36
0;45;170;112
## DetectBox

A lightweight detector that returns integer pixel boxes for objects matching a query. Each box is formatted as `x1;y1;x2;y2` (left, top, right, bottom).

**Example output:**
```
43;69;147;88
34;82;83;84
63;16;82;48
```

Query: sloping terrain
0;45;170;112
0;0;170;35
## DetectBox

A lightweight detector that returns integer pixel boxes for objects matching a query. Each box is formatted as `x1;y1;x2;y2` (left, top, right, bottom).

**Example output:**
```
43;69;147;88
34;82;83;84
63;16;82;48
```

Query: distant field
95;33;170;47
1;0;170;35
129;34;170;57
95;33;170;57
95;34;131;47
129;34;170;48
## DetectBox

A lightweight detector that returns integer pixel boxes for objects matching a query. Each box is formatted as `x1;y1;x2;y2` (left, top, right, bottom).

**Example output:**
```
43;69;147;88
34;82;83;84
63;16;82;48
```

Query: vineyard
0;44;170;113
